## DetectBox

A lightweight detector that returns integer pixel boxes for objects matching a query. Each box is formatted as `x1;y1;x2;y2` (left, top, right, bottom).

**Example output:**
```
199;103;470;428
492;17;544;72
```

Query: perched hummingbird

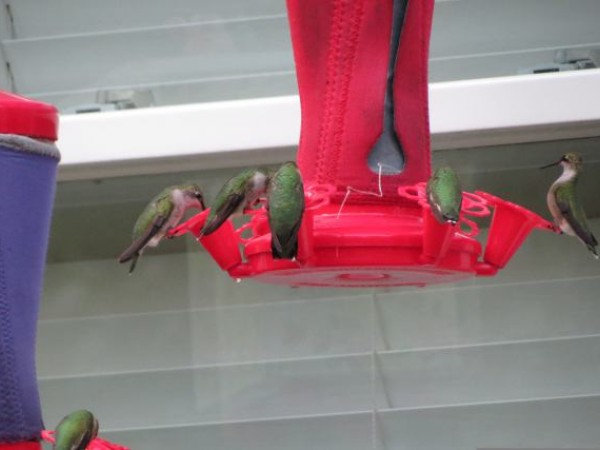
53;409;99;450
201;168;270;236
118;183;205;273
541;152;598;259
267;162;305;259
426;166;463;225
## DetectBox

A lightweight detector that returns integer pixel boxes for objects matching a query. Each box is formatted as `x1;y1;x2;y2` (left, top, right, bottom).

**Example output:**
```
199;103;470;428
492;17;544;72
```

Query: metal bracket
62;88;155;114
519;48;598;75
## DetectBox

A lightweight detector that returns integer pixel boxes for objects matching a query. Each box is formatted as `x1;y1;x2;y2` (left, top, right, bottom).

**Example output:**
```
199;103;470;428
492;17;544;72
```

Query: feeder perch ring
169;181;555;288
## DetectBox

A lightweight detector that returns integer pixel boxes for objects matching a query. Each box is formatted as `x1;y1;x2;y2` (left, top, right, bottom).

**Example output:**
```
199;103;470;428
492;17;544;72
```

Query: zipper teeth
316;0;344;184
330;0;365;185
416;0;431;177
313;0;434;193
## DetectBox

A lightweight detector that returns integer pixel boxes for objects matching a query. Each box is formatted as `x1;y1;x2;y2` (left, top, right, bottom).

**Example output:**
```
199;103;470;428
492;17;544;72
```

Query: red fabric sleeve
287;0;434;203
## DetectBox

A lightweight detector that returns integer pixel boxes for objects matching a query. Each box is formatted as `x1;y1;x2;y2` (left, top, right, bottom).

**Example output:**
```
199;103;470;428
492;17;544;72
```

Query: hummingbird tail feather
588;244;599;260
201;219;220;236
288;240;299;260
202;194;244;236
128;255;139;274
271;236;298;260
201;211;232;236
270;231;284;258
119;222;162;264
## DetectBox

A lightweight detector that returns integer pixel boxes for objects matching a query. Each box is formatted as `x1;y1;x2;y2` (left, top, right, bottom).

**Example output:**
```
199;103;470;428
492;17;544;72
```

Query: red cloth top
0;91;58;141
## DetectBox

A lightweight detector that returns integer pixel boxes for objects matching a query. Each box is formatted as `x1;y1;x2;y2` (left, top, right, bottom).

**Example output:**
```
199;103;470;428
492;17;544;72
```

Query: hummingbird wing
53;410;98;450
271;186;304;259
426;168;462;224
556;185;598;249
118;192;176;265
202;168;268;236
268;163;305;259
201;192;244;235
71;428;94;450
271;233;283;255
271;217;302;259
54;430;88;450
118;213;169;264
426;176;444;223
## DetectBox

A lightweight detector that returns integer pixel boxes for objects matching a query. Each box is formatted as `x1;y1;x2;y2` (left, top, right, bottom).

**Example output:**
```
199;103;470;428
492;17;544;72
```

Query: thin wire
337;162;391;218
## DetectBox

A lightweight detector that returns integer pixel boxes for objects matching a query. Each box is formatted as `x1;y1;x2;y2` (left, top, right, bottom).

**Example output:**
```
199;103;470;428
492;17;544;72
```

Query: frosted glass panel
39;207;600;449
380;336;600;408
38;295;377;377
105;414;373;450
2;0;599;111
40;354;381;429
10;0;286;38
379;396;600;450
4;18;292;94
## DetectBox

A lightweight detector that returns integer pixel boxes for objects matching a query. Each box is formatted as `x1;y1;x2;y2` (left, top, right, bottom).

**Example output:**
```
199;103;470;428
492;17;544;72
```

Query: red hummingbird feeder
170;0;555;288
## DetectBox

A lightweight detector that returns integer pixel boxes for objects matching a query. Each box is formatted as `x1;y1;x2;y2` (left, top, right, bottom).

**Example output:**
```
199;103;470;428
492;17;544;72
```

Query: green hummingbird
426;166;463;225
201;168;270;236
118;183;205;273
267;162;305;259
53;409;99;450
541;152;598;259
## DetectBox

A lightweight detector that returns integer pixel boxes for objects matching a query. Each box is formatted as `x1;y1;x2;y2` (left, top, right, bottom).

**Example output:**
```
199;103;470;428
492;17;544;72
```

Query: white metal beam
57;69;600;181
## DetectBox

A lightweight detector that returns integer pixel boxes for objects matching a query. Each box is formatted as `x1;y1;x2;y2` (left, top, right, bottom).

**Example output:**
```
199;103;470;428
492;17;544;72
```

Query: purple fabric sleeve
0;137;59;443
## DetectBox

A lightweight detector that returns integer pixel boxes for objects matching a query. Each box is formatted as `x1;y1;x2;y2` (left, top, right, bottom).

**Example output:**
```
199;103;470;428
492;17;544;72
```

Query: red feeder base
167;0;557;288
0;442;41;450
170;183;555;288
242;266;477;289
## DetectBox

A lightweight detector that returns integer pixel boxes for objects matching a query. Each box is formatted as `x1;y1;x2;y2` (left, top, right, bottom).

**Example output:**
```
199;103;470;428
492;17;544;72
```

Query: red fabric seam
316;0;344;183
331;0;365;184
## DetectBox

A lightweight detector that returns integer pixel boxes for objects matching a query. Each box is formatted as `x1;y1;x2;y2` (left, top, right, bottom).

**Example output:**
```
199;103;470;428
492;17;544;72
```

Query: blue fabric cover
0;138;59;443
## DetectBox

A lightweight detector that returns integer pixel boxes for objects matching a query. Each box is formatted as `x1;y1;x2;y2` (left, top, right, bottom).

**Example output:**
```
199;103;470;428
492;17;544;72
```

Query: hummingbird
53;409;99;450
426;166;463;225
118;183;205;273
267;162;305;259
541;152;598;259
201;168;270;236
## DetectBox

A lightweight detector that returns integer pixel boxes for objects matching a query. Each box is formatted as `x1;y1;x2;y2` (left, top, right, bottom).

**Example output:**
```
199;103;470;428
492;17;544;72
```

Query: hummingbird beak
197;194;206;210
539;160;561;170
